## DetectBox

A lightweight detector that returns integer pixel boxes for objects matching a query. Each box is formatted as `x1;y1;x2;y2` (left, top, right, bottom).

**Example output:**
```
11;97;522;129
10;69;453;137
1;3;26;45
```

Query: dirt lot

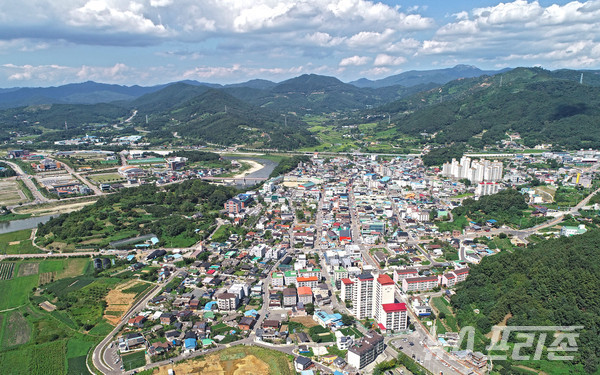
103;280;143;325
17;262;39;277
15;199;96;216
153;353;270;375
290;315;318;328
0;179;26;206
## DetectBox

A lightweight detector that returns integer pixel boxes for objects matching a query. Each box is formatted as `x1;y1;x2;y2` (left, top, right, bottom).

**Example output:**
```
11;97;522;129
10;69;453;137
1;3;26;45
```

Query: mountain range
0;65;508;110
2;65;600;150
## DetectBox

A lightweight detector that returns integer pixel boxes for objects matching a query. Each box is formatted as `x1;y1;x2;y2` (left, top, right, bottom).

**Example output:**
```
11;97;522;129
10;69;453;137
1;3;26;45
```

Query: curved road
91;271;180;375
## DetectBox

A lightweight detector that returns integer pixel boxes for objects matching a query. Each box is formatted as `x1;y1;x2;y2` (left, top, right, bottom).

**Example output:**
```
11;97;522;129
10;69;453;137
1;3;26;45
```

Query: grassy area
0;274;38;310
436;215;468;232
0;229;43;255
339;326;364;338
88;173;125;184
0;212;32;222
431;297;459;332
16;179;34;201
122;350;147;371
487;237;514;252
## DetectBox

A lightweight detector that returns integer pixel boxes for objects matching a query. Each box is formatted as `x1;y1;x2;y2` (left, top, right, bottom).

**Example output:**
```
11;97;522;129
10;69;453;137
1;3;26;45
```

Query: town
2;146;593;375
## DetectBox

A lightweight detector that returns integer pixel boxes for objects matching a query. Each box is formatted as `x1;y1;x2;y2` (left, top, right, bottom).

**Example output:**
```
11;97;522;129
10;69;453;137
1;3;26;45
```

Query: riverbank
233;159;264;178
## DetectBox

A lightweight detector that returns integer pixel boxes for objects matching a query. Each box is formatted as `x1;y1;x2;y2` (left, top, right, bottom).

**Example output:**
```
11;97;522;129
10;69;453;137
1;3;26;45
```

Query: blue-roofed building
314;310;343;328
204;301;218;311
184;338;197;350
150;237;159;245
379;176;391;183
244;309;259;318
126;254;136;262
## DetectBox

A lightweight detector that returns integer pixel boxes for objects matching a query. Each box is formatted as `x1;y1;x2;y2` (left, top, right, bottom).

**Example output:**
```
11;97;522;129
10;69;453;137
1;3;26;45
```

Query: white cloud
373;54;406;66
67;0;169;36
339;55;371;66
418;0;600;68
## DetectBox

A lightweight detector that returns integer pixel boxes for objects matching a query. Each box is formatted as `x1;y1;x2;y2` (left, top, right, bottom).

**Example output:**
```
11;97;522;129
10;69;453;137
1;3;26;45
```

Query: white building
373;274;395;325
380;303;408;332
401;275;439;293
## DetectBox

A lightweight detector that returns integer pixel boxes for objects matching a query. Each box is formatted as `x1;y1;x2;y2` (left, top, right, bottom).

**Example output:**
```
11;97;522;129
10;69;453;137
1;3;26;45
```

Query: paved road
91;271;180;375
3;160;48;204
52;157;105;196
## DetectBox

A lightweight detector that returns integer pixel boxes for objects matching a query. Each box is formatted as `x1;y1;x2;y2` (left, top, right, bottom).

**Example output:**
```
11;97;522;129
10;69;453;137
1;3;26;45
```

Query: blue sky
0;0;599;87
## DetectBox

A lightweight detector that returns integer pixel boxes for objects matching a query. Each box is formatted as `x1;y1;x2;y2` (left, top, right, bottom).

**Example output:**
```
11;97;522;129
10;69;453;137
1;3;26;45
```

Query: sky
1;0;600;87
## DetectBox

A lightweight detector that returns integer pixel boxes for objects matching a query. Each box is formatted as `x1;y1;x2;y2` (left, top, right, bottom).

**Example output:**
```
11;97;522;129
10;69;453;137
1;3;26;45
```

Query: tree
305;303;315;315
341;314;355;326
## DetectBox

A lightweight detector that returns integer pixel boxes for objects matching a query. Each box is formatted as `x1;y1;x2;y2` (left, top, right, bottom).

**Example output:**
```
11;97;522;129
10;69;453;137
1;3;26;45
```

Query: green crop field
122;350;146;371
0;274;38;310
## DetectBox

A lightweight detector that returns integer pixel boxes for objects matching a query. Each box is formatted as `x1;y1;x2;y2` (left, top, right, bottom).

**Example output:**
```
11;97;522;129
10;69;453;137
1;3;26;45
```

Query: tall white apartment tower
353;273;374;319
373;274;395;323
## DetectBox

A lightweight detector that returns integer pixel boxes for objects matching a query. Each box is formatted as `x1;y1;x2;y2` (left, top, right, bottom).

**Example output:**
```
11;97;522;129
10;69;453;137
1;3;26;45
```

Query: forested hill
452;229;600;373
383;67;600;149
129;87;318;150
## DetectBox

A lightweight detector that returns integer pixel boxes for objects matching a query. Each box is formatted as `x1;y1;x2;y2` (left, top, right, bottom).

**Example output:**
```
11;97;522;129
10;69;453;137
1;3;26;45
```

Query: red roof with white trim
382;303;407;313
341;278;354;285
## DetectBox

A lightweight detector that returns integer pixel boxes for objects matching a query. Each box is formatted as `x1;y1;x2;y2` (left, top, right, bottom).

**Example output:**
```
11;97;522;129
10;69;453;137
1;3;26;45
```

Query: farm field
151;346;294;375
103;279;150;325
0;229;40;256
0;179;27;206
0;262;15;280
0;257;134;375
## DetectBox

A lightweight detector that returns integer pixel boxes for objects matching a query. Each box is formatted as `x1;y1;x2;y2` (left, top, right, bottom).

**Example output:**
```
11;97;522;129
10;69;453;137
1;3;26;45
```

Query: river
0;215;54;234
222;157;279;184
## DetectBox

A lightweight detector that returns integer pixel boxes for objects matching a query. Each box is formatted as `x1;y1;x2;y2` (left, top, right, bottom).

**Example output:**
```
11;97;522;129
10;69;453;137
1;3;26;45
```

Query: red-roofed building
128;315;146;328
441;272;457;287
380;303;408;332
297;286;313;304
340;278;354;302
377;274;394;285
374;274;395;324
297;276;319;288
393;268;419;283
401;275;439;293
453;268;470;282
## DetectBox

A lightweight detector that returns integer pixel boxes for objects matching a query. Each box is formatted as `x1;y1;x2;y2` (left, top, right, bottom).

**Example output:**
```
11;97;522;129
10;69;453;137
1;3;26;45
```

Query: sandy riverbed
233;160;263;178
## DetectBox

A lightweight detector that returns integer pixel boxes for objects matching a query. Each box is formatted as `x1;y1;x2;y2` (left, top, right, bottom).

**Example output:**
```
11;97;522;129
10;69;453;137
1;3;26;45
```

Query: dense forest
269;155;311;178
130;88;318;150
36;180;238;249
382;67;600;149
452;229;600;373
450;189;546;228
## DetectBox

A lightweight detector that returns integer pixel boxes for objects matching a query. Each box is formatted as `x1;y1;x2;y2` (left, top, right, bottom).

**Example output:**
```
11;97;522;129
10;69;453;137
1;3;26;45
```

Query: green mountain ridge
383;67;600;149
452;228;600;374
131;87;317;150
